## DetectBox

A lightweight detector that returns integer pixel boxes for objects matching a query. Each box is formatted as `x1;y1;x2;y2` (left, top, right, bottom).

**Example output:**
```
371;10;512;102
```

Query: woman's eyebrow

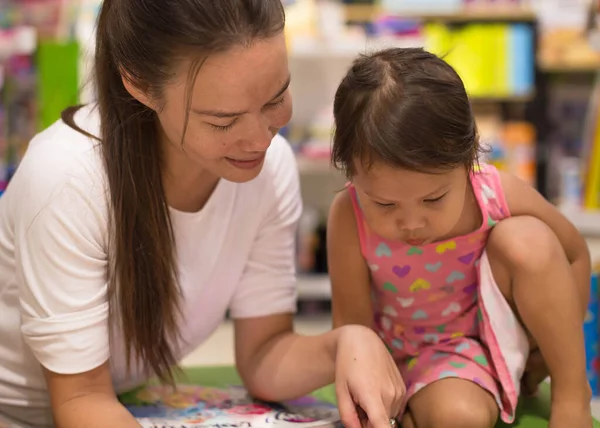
269;76;291;101
192;76;292;119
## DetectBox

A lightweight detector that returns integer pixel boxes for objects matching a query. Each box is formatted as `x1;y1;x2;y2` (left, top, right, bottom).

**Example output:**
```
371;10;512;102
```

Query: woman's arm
327;190;373;328
500;171;592;313
234;316;402;428
43;363;140;428
14;151;128;426
229;140;404;428
233;314;339;401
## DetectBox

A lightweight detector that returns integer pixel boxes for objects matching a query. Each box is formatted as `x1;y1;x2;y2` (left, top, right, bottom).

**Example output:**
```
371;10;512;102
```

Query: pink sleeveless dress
348;163;526;424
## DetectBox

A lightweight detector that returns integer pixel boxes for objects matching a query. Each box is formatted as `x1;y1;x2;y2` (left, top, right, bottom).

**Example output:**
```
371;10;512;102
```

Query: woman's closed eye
209;118;238;132
266;96;286;109
209;97;285;132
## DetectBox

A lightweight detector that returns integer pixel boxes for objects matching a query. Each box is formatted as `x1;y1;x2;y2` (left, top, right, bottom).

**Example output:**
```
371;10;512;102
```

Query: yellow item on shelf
583;109;600;209
283;0;318;47
423;22;452;57
424;23;511;99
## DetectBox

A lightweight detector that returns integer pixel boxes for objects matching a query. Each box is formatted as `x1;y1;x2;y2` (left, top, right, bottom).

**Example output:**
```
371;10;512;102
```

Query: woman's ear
121;72;158;111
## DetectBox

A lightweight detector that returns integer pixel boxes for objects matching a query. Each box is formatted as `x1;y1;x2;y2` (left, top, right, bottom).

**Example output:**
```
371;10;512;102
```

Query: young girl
327;47;592;428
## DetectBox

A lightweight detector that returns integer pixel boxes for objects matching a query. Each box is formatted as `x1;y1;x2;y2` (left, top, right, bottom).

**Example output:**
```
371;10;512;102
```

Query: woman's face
153;33;292;184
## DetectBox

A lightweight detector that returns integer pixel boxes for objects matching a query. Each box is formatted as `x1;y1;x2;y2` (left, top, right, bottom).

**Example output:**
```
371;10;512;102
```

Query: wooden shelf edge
538;60;600;73
343;4;536;23
561;207;600;238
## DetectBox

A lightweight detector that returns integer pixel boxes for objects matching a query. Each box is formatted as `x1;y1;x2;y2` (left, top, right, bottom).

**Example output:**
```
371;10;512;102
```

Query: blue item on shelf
584;271;599;396
509;24;535;97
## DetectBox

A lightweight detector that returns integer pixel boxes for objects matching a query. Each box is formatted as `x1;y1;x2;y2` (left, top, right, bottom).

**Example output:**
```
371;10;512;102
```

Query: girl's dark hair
61;0;285;382
332;47;483;177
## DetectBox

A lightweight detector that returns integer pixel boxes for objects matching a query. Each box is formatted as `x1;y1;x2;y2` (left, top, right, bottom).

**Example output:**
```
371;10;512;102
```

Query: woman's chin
219;158;266;183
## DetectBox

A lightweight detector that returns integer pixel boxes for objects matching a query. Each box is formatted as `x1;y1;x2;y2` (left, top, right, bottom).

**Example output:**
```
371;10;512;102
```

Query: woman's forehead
186;35;289;111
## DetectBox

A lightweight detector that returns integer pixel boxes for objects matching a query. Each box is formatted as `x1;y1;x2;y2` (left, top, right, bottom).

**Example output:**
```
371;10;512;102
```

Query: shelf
296;155;337;174
561;207;600;238
538;60;600;73
469;92;535;103
297;275;332;300
343;4;536;23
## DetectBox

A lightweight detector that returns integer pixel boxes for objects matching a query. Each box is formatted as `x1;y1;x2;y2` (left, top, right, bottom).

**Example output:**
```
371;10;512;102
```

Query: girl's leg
400;411;416;428
406;378;497;428
486;216;592;424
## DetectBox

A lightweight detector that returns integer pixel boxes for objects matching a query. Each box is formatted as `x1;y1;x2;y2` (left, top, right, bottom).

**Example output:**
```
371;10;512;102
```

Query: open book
121;384;341;428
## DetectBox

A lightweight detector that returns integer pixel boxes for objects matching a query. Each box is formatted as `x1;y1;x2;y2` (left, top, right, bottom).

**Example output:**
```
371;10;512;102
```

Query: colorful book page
121;384;341;428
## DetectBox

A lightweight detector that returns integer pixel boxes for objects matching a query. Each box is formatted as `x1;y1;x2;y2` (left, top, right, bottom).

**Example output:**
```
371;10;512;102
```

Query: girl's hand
334;325;405;428
521;348;548;396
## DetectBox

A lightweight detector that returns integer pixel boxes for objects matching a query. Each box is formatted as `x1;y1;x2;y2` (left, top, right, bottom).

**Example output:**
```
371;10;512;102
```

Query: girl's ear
121;71;159;111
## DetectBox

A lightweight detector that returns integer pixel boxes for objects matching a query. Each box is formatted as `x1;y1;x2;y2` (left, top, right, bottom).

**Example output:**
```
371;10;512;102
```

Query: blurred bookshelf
286;0;600;302
2;0;600;303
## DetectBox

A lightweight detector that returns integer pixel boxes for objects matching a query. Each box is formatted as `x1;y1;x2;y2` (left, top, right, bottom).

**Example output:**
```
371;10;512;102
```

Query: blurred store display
1;0;600;300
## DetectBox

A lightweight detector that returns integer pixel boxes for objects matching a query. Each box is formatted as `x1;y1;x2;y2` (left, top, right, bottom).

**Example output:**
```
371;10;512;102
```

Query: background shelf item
561;207;600;238
297;275;332;300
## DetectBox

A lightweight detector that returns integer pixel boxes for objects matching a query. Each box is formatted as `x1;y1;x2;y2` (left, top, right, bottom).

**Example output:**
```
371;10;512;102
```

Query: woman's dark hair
332;47;483;177
61;0;285;382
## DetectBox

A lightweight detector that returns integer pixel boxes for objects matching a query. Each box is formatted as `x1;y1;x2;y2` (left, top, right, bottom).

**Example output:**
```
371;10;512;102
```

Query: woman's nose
243;115;275;152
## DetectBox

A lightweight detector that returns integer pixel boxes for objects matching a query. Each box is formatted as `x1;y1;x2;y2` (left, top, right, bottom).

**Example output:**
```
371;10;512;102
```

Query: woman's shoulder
18;105;104;184
6;105;108;227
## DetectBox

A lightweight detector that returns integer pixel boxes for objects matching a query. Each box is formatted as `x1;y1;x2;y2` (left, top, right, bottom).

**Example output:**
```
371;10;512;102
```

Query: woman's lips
226;155;265;170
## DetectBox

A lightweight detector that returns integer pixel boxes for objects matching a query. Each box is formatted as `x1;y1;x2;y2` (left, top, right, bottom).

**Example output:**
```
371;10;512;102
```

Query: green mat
120;365;600;428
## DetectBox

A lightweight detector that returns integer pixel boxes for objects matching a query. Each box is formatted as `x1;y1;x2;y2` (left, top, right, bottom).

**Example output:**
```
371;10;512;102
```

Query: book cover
121;384;342;428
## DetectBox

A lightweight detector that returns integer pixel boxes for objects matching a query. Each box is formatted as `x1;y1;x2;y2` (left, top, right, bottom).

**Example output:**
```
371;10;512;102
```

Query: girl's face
352;161;475;245
147;33;292;184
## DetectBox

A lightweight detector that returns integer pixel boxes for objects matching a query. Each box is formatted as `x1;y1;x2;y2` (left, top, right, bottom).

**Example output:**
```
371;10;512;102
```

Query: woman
0;1;404;427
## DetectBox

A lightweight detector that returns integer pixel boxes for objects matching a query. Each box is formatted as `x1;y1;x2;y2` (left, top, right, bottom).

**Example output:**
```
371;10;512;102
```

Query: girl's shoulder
470;162;510;221
471;162;504;194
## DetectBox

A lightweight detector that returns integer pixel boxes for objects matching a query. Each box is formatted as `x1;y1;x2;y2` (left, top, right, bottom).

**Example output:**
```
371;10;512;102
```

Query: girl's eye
375;201;395;208
423;193;447;204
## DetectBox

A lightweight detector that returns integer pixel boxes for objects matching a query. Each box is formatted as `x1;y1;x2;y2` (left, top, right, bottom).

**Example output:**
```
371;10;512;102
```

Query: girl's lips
406;239;425;246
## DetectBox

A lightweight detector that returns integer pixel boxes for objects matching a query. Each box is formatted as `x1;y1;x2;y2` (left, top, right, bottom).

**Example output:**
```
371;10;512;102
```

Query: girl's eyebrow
421;184;449;198
364;184;448;202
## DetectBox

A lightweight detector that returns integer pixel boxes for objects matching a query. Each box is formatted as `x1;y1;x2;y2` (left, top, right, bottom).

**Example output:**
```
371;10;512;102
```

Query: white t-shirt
0;105;301;426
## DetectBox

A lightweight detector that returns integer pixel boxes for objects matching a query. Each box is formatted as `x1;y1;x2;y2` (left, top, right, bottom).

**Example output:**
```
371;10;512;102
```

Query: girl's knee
487;215;564;273
409;379;498;428
415;396;497;428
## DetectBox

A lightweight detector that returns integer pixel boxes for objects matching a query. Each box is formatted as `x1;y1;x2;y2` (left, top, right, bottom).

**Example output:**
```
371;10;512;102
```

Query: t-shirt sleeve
16;172;109;375
228;139;302;319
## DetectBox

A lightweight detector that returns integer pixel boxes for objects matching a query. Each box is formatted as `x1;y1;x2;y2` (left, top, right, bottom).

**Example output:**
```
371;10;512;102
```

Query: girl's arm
500;171;592;313
327;190;374;328
43;363;140;428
